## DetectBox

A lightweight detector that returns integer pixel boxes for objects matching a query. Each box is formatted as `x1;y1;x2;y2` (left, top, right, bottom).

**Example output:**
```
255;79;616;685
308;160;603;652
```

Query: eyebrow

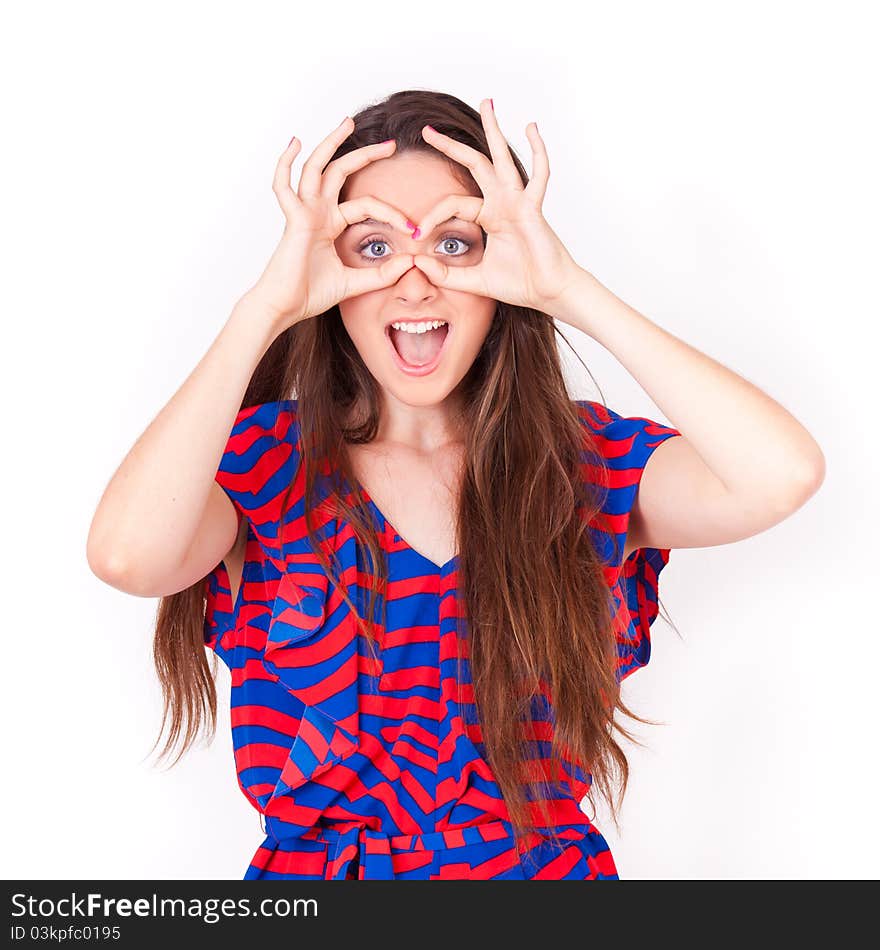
346;215;475;231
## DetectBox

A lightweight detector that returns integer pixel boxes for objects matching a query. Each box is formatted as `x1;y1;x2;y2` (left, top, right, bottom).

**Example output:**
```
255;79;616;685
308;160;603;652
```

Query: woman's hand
409;99;583;314
245;117;416;334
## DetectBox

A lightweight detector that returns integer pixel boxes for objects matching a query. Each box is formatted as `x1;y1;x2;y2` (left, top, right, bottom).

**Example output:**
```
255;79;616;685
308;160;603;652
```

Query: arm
555;268;826;553
86;295;278;596
374;102;824;552
87;120;421;598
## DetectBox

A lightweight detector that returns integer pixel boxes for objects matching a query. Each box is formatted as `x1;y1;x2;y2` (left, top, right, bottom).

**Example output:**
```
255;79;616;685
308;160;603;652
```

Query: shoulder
215;399;302;531
571;397;683;552
227;398;299;444
573;398;611;432
221;397;301;475
219;399;301;473
218;399;300;481
573;400;681;483
573;398;678;446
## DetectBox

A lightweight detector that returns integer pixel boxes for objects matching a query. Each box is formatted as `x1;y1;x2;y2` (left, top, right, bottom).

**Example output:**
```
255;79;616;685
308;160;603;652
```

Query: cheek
466;300;498;342
339;296;373;330
339;303;385;361
339;307;365;348
450;314;495;359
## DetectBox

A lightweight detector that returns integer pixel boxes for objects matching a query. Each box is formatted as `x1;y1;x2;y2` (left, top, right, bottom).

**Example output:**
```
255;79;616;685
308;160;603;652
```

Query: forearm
552;267;825;500
86;295;279;580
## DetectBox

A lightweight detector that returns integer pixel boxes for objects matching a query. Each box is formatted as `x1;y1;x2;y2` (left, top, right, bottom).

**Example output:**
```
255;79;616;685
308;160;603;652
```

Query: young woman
87;89;825;880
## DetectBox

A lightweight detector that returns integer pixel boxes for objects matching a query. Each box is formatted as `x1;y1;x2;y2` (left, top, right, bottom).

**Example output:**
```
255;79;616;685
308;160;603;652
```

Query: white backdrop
3;0;876;880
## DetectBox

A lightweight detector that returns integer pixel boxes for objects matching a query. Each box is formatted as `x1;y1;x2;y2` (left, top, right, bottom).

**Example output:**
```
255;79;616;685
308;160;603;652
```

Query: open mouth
385;321;452;377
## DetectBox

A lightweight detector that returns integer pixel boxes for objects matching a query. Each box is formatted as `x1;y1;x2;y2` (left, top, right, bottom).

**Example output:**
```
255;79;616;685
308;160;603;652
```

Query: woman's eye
357;234;473;261
358;239;392;261
437;236;471;256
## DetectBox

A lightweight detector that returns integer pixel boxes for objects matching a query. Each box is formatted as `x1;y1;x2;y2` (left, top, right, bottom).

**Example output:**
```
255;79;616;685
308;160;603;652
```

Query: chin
381;378;457;408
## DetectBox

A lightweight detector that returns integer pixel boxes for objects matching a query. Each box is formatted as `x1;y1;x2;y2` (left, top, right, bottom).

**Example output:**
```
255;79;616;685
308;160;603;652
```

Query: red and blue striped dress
204;398;681;879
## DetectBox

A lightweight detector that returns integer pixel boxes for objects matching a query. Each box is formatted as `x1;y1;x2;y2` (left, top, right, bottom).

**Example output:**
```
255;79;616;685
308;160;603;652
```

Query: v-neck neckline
359;486;459;575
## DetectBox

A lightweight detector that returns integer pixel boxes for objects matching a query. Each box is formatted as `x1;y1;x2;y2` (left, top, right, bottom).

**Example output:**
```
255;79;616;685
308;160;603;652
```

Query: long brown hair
151;88;673;848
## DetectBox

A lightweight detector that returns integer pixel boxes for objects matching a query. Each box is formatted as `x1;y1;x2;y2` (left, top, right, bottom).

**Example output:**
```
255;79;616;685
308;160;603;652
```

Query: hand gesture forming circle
410;99;582;313
248;118;415;333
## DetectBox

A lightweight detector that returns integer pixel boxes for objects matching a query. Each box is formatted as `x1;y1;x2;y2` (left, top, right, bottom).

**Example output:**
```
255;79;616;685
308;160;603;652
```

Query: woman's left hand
410;99;583;313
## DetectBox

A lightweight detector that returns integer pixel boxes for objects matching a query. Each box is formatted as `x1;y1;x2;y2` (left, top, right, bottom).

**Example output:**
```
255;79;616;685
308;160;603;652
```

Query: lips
384;317;449;330
384;322;453;378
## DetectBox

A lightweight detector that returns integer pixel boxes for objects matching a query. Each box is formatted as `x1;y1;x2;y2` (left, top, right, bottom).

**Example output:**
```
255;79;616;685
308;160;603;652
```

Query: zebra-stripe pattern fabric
203;399;682;879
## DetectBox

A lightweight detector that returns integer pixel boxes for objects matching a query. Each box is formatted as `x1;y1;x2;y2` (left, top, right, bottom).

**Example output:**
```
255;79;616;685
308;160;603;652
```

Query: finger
342;253;415;299
320;139;398;203
523;122;550;206
298;116;356;200
335;195;415;240
412;254;488;296
410;195;485;243
272;137;304;218
421;124;497;196
478;98;523;189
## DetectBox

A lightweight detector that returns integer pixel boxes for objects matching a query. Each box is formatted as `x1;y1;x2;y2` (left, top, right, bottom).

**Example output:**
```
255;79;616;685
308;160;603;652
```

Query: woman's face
334;151;497;410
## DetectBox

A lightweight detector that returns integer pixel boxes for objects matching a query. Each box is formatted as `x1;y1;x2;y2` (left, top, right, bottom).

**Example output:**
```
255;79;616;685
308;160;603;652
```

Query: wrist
545;266;606;336
234;285;302;328
227;294;286;352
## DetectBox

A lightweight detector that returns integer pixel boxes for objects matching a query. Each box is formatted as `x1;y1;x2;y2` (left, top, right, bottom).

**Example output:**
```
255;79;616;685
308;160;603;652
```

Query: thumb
411;254;447;286
413;254;483;294
348;253;415;297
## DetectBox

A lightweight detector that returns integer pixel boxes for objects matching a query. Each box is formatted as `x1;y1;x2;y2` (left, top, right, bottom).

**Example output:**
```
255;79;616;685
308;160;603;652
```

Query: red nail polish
425;125;435;133
288;135;296;147
382;138;395;144
490;98;494;111
412;227;421;239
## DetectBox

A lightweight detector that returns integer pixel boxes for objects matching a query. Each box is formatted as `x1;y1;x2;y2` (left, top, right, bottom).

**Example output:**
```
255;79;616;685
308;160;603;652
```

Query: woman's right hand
244;116;416;334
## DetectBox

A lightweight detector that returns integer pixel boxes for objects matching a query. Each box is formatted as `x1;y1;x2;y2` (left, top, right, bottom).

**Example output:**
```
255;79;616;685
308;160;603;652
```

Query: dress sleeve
203;399;300;665
576;399;683;682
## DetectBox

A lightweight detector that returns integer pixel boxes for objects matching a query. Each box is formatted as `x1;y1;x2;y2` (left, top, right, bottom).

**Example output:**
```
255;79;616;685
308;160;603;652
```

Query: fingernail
412;226;421;239
490;98;494;111
425;125;435;133
382;138;395;145
288;135;296;147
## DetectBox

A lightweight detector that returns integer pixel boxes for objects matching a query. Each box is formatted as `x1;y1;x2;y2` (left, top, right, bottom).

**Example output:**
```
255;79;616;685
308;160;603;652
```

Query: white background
2;0;877;879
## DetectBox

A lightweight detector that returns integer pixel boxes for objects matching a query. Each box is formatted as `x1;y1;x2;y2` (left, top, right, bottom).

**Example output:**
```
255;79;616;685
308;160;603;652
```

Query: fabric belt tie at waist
325;826;394;880
263;815;591;881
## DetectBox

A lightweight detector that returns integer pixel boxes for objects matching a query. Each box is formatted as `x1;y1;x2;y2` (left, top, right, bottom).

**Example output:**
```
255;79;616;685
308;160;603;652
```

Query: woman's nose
394;264;435;300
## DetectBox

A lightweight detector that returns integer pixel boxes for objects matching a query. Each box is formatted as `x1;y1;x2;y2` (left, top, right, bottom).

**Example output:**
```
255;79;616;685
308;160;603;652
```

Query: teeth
389;320;448;334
